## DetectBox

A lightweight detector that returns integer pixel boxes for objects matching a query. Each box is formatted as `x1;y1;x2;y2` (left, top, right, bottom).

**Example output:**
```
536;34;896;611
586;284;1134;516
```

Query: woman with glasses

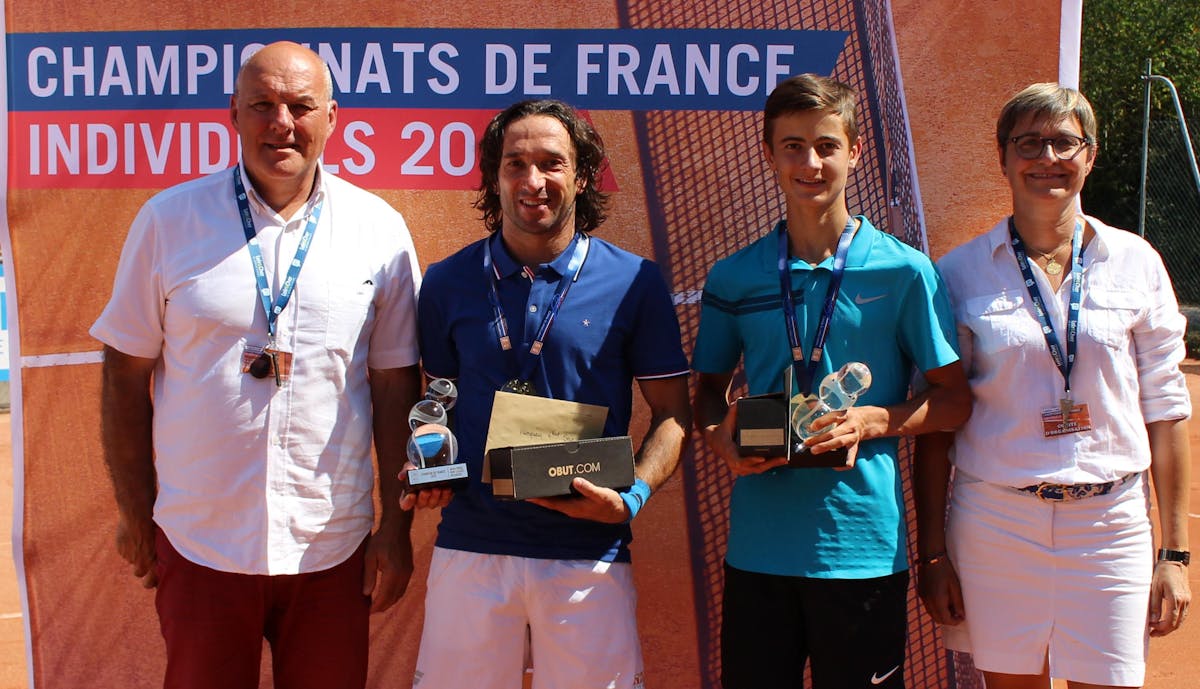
915;82;1192;689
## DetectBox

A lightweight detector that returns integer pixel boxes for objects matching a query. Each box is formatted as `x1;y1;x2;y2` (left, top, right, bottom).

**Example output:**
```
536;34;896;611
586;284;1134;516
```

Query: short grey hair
996;82;1097;149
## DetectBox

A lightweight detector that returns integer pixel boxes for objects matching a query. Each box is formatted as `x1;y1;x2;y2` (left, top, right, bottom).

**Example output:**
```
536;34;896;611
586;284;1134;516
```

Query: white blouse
937;215;1190;486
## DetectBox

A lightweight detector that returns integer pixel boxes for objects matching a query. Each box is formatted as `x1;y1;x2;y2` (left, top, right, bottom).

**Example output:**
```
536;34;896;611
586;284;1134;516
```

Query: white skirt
943;471;1152;686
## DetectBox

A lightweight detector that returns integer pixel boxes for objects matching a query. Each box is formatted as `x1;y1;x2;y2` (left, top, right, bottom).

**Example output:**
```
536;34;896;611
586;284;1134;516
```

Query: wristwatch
1157;548;1191;566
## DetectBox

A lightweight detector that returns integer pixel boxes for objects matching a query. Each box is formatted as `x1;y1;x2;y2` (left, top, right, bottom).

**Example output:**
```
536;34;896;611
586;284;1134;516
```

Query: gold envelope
482;391;609;482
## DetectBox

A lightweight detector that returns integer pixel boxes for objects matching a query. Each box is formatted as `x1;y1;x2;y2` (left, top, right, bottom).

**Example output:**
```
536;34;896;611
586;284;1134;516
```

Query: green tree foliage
1082;0;1200;306
1080;0;1200;230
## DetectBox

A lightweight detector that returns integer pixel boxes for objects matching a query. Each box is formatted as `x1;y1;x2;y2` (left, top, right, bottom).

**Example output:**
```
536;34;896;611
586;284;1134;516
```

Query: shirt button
529;305;538;313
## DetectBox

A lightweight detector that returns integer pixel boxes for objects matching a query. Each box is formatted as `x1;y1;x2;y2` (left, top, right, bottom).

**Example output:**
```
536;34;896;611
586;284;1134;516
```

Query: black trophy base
787;443;850;468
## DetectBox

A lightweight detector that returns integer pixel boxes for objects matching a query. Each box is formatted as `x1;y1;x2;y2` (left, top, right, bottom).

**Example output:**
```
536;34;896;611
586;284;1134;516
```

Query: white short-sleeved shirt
937;215;1190;486
91;165;420;575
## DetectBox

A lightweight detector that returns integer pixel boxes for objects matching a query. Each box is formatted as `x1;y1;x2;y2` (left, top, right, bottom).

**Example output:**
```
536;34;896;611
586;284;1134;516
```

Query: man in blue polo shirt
693;74;971;688
406;99;691;689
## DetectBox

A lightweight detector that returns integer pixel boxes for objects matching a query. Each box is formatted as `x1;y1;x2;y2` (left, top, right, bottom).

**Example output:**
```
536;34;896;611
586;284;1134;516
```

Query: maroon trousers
154;529;370;689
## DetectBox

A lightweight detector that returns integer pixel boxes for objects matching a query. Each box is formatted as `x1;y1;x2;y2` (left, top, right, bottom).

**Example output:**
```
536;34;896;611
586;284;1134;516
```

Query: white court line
21;350;104;368
1190;513;1200;519
0;613;21;620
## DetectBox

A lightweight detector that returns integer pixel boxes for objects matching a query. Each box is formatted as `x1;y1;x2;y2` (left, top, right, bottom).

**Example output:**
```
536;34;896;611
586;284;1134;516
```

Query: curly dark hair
475;100;610;234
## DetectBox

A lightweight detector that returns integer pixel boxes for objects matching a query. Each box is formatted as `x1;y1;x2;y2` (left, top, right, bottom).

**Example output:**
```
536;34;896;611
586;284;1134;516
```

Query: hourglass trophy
406;378;469;488
787;362;872;467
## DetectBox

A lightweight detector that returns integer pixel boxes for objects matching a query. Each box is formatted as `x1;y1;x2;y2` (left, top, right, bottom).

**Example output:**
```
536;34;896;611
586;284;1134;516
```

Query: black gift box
488;436;635;500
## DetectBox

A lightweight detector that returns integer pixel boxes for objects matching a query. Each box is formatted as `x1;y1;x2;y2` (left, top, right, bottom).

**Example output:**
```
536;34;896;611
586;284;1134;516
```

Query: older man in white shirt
92;41;421;689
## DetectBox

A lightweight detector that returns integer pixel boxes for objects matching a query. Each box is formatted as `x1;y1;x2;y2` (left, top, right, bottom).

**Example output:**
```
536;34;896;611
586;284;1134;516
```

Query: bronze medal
248;351;274;379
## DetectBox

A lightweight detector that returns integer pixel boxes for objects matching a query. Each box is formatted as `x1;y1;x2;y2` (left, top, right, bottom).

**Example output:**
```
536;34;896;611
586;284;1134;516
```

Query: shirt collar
987;214;1111;263
238;163;327;227
985;218;1012;261
764;214;877;272
488;231;584;280
1081;215;1112;260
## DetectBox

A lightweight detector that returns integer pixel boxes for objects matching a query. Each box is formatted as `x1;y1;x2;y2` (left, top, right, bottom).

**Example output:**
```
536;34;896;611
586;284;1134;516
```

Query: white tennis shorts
413;547;645;689
943;471;1152;686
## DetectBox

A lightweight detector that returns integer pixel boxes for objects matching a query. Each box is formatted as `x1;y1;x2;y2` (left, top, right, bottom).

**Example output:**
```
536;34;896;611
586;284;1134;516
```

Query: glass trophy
424;378;458;409
406;378;468;488
790;361;873;442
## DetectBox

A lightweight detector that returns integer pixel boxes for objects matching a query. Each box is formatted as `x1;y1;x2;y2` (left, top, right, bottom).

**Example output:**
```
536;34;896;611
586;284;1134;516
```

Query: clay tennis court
0;363;1193;688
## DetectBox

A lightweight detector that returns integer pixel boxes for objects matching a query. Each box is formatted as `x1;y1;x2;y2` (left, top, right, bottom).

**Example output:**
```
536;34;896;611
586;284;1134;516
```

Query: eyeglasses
1008;134;1092;161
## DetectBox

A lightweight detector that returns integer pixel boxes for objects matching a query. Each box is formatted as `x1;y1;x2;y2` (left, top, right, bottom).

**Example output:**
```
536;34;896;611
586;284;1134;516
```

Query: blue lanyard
234;165;322;343
482;233;590;384
1008;217;1084;400
777;217;856;396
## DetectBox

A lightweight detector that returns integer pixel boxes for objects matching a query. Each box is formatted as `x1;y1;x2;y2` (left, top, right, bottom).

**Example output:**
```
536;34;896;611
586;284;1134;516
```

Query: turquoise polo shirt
693;217;959;578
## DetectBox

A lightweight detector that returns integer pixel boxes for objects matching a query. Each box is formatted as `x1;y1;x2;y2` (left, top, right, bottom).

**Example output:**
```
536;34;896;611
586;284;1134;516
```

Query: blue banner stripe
9;27;849;112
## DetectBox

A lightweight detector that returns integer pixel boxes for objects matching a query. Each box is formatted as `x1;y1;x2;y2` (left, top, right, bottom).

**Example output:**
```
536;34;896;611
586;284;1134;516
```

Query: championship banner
2;1;1068;687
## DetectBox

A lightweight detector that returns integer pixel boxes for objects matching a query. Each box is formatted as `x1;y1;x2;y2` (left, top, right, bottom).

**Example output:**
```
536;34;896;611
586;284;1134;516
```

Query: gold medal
502;379;538;396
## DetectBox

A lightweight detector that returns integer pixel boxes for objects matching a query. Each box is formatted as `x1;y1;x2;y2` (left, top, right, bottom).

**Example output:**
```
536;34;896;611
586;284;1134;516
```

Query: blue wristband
619;478;652;522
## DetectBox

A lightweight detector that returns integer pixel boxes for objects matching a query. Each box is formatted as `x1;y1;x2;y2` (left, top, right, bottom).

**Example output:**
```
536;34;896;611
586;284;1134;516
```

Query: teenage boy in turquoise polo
693;73;970;689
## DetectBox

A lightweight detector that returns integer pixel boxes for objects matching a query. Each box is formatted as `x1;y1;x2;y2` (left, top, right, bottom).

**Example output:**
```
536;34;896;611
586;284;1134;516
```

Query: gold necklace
1035;239;1071;276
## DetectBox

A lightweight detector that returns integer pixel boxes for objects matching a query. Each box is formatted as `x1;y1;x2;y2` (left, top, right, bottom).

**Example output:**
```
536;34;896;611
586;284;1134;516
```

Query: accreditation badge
241;344;294;385
1041;399;1092;437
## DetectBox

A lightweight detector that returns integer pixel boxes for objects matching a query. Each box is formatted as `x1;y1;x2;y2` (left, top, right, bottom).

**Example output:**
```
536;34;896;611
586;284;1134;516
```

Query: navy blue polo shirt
418;231;689;562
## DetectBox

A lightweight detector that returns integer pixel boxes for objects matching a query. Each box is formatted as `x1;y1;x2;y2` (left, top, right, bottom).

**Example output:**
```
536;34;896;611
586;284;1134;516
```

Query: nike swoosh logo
870;665;900;685
855;293;888;305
